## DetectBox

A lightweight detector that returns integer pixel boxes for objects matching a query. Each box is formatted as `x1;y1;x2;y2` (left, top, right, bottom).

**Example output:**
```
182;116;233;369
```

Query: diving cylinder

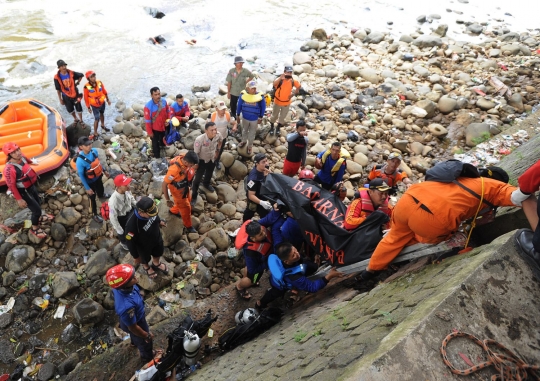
183;331;201;366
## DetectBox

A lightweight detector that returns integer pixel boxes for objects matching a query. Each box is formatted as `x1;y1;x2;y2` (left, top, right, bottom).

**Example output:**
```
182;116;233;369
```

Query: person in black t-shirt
124;197;169;279
283;120;309;177
243;153;272;222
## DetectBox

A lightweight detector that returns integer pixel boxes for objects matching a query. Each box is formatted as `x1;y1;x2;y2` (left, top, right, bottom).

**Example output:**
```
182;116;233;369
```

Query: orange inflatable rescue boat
0;99;68;186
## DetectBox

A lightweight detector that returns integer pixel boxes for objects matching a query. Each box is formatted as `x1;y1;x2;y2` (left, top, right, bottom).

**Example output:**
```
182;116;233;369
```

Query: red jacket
518;160;540;194
144;99;172;134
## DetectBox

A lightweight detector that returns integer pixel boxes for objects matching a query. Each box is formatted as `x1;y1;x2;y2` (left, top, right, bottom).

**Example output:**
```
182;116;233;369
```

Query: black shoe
203;184;215;193
216;162;222;170
514;228;540;265
275;128;281;137
187;227;197;234
269;128;275;136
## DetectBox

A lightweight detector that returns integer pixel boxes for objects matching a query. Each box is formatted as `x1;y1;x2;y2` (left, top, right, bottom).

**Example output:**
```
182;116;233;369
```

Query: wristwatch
146;333;152;341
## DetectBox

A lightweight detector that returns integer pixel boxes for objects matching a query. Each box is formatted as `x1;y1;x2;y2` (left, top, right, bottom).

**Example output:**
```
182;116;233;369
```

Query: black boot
514;228;540;265
269;123;275;136
275;124;282;136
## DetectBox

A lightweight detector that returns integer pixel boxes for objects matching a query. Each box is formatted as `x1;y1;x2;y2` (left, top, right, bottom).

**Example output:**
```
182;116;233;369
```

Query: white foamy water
0;0;537;123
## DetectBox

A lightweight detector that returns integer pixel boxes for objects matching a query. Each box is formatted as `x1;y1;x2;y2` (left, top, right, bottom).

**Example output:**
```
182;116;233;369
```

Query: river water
0;0;537;123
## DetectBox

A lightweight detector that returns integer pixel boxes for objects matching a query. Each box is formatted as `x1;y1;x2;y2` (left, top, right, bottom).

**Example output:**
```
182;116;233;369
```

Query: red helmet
2;142;20;155
85;70;95;79
106;264;135;289
299;169;314;180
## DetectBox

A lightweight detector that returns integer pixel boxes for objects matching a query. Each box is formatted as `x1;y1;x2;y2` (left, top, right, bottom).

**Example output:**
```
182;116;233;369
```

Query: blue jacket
259;210;303;249
113;284;146;327
270;260;327;292
76;148;100;189
315;151;346;186
258;209;285;246
237;91;266;121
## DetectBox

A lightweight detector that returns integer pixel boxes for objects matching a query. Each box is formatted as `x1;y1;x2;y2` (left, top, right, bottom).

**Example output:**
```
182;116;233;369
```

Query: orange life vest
7;158;38;188
70;151;103;179
358;189;390;215
54;69;78;98
235;220;273;254
84;80;107;107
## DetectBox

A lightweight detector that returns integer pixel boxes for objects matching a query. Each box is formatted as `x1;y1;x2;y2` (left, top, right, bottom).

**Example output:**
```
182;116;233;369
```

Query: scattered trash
489;76;512;98
54;305;66;319
455;130;529;166
227;247;237;259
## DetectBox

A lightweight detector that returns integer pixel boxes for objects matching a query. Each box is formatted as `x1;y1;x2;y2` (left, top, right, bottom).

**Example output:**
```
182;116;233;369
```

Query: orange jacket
84;80;108;108
54;69;81;98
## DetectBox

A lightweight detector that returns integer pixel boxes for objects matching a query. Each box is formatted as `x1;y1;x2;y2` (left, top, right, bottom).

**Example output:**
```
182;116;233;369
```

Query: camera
284;75;292;79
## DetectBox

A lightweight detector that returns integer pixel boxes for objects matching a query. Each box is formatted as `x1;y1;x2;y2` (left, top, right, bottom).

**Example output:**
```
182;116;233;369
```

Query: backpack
163;120;181;146
425;159;497;221
267;254;305;290
100;201;110;220
70;150;103;179
218;307;283;352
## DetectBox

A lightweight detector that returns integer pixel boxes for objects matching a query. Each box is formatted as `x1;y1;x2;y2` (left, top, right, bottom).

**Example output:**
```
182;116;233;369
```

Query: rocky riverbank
1;24;540;379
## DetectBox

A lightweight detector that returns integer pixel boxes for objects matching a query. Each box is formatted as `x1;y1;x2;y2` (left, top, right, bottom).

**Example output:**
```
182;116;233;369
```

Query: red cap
85;70;95;79
114;174;132;187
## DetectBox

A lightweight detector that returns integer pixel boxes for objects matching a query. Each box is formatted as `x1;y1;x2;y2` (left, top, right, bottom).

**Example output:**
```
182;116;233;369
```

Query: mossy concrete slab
191;231;540;381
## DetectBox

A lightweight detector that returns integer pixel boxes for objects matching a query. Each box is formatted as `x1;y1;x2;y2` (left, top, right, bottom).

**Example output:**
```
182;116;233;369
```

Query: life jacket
168;155;194;197
84;80;106;107
267;254;305;290
235;220;273;254
371;164;401;187
70;150;103;179
210;111;231;123
101;201;110;220
54;69;78;98
358;189;390;215
7;158;38;188
264;93;272;107
240;90;263;103
320;148;349;175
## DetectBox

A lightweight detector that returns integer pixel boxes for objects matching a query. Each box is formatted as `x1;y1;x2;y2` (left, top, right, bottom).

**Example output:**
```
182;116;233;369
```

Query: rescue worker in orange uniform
344;179;393;231
162;151;199;234
356;173;524;283
368;152;412;194
83;70;111;138
53;59;84;125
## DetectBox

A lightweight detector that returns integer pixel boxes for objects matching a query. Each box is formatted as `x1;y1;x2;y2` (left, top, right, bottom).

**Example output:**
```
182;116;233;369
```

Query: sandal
236;287;251;300
247;147;252;155
30;227;47;239
39;214;54;223
151;262;169;275
101;126;110;132
142;266;157;279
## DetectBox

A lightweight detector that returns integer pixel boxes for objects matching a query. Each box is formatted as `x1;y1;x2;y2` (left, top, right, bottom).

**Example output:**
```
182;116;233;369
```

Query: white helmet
235;308;258;325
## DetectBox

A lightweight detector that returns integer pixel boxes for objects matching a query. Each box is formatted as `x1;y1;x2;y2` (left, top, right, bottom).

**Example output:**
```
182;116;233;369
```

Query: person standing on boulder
171;94;192;128
75;137;109;223
226;56;253;117
106;264;154;363
144;87;172;159
124;197;169;278
368;152;412;194
83;70;111;138
283;119;308;177
237;81;266;155
314;142;347;190
108;174;137;251
243;153;272;222
53;59;84;126
269;66;300;137
2;143;52;240
162;151;199;234
208;100;237;170
191;122;223;205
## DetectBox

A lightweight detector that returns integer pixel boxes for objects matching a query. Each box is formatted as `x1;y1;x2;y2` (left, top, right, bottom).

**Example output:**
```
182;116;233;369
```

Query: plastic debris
54;305;66;319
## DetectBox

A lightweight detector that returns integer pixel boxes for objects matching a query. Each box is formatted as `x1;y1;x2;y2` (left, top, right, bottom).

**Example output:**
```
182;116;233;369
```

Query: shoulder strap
452;180;496;210
78;153;92;164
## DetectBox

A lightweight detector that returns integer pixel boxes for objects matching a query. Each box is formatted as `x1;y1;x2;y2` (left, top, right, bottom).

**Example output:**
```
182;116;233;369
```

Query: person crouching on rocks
108;174;137;251
2;143;53;239
75;136;109;223
237;80;266;155
124;196;169;279
106;264;155;363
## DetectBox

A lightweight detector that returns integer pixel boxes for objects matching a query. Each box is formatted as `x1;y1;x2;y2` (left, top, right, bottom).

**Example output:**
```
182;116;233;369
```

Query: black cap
284;66;293;72
368;178;392;191
77;136;92;146
136;196;158;217
479;166;509;183
253;153;267;163
57;59;67;68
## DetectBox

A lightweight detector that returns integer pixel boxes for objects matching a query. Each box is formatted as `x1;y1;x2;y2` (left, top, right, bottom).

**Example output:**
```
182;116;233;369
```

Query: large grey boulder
72;298;105;325
52;271;80;298
54;207;81;227
85;249;117;278
412;35;443;48
6;245;35;273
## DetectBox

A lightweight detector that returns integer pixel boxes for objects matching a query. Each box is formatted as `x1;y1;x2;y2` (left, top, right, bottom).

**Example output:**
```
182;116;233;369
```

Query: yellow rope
464;177;485;248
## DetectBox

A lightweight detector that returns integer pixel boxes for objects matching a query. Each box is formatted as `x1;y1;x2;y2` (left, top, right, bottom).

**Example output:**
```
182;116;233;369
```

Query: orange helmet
299;169;314;180
2;142;20;155
85;70;95;79
106;264;135;289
